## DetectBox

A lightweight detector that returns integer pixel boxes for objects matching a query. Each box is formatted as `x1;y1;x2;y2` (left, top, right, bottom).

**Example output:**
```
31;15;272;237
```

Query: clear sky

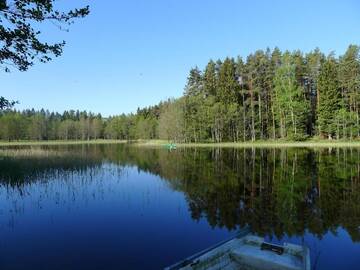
1;0;360;116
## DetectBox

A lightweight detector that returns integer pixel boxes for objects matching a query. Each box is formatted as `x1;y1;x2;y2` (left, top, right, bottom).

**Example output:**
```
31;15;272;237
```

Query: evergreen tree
317;57;341;138
305;48;325;135
184;67;205;142
338;45;360;136
203;60;217;97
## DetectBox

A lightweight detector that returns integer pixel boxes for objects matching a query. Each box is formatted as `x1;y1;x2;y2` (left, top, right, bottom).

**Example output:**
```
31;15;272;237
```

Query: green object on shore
164;143;177;150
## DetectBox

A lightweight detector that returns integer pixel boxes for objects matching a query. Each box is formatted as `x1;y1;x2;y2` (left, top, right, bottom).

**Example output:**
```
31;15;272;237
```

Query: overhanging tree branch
0;0;89;72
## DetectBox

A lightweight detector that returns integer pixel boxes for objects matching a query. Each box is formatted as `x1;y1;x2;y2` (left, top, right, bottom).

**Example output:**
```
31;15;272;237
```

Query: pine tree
305;48;325;135
217;58;240;141
338;45;360;137
317;57;341;138
203;60;217;97
184;67;204;142
236;57;247;141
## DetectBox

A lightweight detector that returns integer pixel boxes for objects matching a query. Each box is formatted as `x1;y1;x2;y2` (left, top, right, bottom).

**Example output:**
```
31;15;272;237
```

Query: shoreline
1;139;360;148
0;139;127;146
135;140;360;148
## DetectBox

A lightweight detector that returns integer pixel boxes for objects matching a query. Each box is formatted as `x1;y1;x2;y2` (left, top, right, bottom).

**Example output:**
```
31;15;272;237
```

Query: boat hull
165;234;310;270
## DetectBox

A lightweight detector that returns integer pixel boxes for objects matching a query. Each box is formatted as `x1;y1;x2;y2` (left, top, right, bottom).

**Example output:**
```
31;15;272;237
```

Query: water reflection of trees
111;146;360;242
0;145;359;241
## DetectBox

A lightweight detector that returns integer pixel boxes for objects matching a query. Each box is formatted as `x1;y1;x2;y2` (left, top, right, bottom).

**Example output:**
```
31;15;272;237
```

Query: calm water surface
0;144;359;269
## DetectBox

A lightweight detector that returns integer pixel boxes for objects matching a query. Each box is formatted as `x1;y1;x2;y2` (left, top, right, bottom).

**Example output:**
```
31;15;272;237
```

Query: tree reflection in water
0;144;359;242
112;145;360;242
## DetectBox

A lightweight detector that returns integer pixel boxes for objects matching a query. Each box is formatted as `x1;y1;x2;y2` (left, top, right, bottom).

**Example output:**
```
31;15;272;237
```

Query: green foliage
317;57;341;138
0;109;104;141
273;54;309;139
158;99;184;142
2;45;360;142
0;0;89;71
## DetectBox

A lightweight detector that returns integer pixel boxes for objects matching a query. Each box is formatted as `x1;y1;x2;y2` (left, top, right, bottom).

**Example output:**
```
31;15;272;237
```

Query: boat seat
230;243;303;270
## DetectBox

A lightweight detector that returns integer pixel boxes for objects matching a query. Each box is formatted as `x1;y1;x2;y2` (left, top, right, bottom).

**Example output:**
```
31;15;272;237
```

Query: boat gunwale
164;228;310;270
164;228;250;270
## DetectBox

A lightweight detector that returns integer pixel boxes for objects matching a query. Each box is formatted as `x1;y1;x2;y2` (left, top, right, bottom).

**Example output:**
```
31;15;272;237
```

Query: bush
288;134;309;141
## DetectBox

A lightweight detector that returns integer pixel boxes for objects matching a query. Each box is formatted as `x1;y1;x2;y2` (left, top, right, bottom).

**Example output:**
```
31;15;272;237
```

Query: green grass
134;139;360;148
1;139;360;148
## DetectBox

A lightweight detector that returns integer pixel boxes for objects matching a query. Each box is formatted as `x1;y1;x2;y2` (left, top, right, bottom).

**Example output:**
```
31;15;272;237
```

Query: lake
0;144;359;269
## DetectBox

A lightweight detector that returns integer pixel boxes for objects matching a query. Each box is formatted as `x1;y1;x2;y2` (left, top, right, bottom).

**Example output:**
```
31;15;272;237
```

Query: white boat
165;232;310;270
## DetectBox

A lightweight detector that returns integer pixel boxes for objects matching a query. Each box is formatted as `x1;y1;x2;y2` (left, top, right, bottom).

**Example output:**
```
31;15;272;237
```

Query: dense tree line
0;100;175;141
0;109;103;141
90;44;360;142
180;45;360;142
1;45;360;142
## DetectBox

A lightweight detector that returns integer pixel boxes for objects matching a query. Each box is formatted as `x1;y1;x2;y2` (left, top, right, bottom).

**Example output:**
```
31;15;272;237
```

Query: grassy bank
0;139;127;146
1;139;360;148
134;139;360;148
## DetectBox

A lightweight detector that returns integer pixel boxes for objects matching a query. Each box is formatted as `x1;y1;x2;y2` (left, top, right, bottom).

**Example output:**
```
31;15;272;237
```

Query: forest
1;45;360;142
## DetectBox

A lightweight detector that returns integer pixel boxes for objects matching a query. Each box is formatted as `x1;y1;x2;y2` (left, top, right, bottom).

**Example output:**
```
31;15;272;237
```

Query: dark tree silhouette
0;0;89;72
0;0;89;107
0;96;16;110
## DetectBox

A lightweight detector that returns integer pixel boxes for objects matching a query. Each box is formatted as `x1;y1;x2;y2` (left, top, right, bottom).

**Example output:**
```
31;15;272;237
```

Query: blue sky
1;0;360;116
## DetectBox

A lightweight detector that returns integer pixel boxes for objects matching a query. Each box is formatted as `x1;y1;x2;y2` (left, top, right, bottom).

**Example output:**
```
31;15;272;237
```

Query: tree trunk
271;105;276;139
291;108;296;135
258;93;262;139
242;92;246;142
